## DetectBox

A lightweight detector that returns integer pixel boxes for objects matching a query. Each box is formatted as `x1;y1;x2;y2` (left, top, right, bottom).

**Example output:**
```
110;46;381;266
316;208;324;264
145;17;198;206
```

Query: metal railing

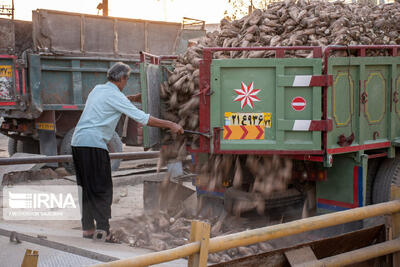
93;186;400;267
0;151;160;165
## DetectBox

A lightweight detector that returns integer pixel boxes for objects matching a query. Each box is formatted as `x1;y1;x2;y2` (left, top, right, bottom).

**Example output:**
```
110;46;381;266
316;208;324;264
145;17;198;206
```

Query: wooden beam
21;249;38;267
188;220;210;267
391;185;400;266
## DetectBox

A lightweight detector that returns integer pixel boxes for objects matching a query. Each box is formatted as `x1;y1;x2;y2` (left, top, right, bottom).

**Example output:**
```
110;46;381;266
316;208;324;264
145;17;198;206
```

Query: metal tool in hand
184;130;211;138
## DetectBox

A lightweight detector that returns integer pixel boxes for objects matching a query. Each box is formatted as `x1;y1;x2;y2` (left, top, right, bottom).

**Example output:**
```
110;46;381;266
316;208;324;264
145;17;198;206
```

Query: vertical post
21;249;38;267
188;220;210;267
71;60;83;105
102;0;108;16
390;185;400;266
11;0;14;20
80;14;85;53
144;22;149;52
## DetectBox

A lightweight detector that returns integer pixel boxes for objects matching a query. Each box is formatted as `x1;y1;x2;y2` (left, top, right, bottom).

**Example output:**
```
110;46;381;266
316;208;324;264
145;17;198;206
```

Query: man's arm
110;92;183;134
147;116;184;134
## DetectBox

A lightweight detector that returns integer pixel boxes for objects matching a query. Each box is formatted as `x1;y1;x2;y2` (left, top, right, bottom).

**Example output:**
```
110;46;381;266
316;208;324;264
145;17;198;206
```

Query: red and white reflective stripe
0;101;16;106
293;75;312;87
293;120;311;131
292;120;332;131
62;105;78;109
292;75;333;87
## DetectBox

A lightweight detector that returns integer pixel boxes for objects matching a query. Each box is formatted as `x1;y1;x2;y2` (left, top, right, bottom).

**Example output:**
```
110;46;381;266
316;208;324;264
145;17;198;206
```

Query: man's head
107;62;131;91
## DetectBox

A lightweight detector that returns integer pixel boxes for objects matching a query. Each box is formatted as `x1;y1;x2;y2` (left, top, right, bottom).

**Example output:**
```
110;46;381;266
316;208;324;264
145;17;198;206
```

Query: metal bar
198;49;212;153
207;200;400;253
327;141;391;154
0;228;118;263
93;200;400;267
184;130;210;138
39;56;140;62
36;8;180;26
391;185;400;265
94;242;200;267
324;45;400;64
291;155;324;162
368;152;388;159
294;238;400;267
139;51;177;65
203;46;323;58
0;151;160;165
40;66;139;73
42;104;84;110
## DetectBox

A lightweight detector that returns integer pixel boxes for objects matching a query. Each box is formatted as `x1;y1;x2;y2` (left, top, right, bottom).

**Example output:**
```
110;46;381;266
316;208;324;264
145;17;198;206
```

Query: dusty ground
0;133;190;266
0;133;380;266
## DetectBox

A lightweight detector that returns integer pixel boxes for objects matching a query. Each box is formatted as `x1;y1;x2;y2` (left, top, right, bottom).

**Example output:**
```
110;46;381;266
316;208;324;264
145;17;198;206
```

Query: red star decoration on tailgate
234;82;261;109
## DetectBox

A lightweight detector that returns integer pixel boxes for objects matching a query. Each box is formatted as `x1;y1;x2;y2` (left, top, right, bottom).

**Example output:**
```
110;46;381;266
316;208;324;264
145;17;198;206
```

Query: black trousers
72;146;113;234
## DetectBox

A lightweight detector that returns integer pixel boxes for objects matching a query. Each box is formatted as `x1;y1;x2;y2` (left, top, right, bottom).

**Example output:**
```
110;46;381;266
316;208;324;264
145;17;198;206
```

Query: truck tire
17;140;40;154
365;158;382;205
372;156;400;204
8;138;40;156
60;128;123;174
8;138;17;156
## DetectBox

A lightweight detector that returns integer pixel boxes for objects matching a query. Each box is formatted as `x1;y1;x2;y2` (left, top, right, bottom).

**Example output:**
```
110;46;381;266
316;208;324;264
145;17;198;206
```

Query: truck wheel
365;158;382;205
8;138;40;156
17;140;40;154
8;138;17;156
60;128;123;174
372;156;400;204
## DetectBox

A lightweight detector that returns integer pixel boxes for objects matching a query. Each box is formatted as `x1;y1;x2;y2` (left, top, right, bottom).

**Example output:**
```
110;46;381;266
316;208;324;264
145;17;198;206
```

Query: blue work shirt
71;81;150;150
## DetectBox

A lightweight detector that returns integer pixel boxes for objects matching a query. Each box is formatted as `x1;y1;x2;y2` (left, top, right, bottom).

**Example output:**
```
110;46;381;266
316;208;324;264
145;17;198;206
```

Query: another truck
0;9;205;171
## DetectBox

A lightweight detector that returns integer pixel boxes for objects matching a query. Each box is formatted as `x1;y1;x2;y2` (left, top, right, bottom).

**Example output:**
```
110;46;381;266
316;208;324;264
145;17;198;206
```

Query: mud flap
36;111;57;167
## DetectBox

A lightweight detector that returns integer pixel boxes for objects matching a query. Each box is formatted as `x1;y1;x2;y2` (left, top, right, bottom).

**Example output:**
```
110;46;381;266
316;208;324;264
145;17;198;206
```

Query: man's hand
147;116;184;134
127;93;142;103
169;122;184;135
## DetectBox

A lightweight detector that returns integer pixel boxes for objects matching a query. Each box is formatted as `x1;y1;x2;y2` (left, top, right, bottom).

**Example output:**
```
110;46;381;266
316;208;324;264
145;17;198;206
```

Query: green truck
141;45;400;216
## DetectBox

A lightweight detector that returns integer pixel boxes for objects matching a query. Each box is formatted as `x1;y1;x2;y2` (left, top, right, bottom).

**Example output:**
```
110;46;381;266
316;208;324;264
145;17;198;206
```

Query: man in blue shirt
71;62;183;242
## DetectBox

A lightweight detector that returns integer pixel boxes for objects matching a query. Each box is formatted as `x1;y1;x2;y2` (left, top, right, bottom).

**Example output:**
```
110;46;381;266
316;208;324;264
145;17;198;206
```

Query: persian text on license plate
0;65;12;78
224;112;271;128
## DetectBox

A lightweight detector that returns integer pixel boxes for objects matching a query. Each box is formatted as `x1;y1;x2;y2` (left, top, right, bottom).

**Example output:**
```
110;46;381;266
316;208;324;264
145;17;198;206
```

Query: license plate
224;112;271;128
0;65;12;78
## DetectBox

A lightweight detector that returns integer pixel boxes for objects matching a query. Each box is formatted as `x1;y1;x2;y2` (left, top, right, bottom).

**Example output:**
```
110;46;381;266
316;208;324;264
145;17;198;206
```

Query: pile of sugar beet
112;0;400;263
158;0;400;197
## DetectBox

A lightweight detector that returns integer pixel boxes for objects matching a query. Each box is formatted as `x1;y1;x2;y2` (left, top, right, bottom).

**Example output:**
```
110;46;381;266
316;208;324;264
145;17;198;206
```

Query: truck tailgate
210;58;324;153
0;55;20;106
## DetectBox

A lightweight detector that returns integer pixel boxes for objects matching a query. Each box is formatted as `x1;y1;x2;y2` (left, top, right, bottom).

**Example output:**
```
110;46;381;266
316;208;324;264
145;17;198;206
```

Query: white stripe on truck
293;120;311;131
293;75;312;87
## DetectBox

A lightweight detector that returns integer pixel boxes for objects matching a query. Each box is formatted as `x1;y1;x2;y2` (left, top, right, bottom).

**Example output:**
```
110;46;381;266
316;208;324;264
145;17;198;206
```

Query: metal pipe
0;151;159;165
208;200;400;253
93;242;200;267
94;200;400;267
294;238;400;267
